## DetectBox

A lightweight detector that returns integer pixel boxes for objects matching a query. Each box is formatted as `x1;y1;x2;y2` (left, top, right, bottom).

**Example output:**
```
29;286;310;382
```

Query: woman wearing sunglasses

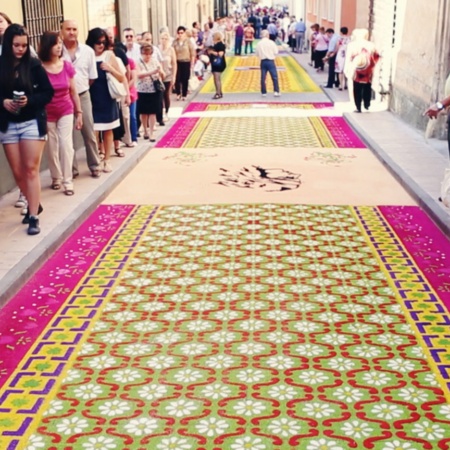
86;28;125;173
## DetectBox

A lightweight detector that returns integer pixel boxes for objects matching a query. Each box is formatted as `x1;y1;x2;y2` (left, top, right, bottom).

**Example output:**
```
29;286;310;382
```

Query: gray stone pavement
0;51;449;307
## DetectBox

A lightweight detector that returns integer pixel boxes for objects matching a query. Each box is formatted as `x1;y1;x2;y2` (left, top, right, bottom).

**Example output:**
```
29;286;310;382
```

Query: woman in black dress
208;32;226;99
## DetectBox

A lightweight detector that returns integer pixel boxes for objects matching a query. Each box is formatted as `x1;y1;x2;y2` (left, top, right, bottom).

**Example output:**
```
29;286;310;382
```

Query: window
328;0;335;21
21;0;64;50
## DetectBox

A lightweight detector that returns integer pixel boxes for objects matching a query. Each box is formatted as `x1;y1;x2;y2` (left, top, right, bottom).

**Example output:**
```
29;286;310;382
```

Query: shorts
0;119;46;145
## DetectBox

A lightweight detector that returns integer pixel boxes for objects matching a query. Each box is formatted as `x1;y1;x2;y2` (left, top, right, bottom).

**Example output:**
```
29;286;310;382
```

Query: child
194;51;210;80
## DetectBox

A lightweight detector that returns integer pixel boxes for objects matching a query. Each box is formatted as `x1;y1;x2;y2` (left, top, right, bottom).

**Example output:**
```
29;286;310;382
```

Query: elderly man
61;19;101;178
255;29;280;97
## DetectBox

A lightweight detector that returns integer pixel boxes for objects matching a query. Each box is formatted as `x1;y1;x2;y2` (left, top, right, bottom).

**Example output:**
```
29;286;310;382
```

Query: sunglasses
125;35;134;38
177;31;184;34
95;40;106;45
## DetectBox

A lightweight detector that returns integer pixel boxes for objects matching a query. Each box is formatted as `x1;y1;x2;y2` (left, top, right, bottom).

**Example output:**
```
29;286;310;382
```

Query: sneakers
22;204;43;224
274;92;281;97
15;192;27;208
262;93;267;97
27;216;40;235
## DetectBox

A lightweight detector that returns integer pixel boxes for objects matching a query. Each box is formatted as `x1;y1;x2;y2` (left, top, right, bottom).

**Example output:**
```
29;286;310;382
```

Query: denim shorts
0;119;46;145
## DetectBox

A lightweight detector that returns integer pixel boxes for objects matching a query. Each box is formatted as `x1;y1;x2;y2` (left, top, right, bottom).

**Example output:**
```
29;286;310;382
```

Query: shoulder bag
106;51;126;100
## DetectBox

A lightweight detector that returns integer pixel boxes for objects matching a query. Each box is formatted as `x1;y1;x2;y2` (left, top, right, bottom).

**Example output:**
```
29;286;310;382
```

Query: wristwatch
436;101;445;110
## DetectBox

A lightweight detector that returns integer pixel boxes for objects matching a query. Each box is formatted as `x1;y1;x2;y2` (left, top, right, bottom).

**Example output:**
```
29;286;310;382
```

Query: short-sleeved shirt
62;43;97;94
45;60;76;122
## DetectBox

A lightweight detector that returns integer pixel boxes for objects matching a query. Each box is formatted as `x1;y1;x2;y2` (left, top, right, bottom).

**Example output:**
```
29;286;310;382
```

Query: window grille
21;0;64;50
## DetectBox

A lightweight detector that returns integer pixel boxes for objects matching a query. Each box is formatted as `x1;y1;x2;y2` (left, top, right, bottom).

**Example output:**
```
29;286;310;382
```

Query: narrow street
0;49;449;449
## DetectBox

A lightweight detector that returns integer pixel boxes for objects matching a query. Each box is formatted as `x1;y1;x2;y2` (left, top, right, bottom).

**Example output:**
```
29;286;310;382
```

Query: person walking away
255;29;280;97
335;27;350;90
0;24;54;235
39;31;82;197
173;26;195;101
86;27;124;172
323;28;339;88
234;19;244;56
267;19;278;42
294;18;306;53
344;28;380;112
61;20;102;178
207;32;226;99
243;23;255;55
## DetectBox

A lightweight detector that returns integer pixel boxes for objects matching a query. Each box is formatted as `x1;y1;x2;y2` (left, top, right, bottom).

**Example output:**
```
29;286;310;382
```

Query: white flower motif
170;293;193;303
310;277;334;287
185;320;213;332
411;421;445;440
371;403;403;420
302;402;335;419
190;301;216;311
161;257;182;265
206;354;235;369
98;399;132;417
265;262;285;270
25;435;46;450
265;292;290;303
92;321;109;332
285;256;307;264
165;399;198;417
361;371;392;386
156;270;180;279
133;321;159;332
379;440;417;450
163;311;188;321
230;436;266;450
217;292;241;302
179;343;208;355
264;276;287;285
99;331;128;344
104;303;118;311
293;344;325;357
375;333;405;346
352;345;382;358
386;358;417;373
149;285;173;294
195;417;230;437
219;276;242;284
56;416;89;435
311;293;338;304
112;368;142;383
78;343;96;355
113;285;128;294
81;436;117;450
266;355;295;370
240;300;266;310
289;284;314;294
333;386;364;403
296;370;329;385
236;368;266;383
346;323;374;334
88;355;118;370
147;355;176;369
267;384;298;400
410;346;426;359
294;321;321;333
209;331;236;343
327;357;355;371
175;277;196;286
397;387;430;404
338;303;367;314
243;255;265;263
361;294;387;305
124;417;159;436
63;369;82;383
306;438;344;450
201;383;232;400
239;319;266;331
180;263;199;271
319;332;349;345
438;404;450;417
174;369;204;383
236;342;267;355
195;284;219;293
43;399;64;416
130;278;152;287
266;310;291;321
422;373;439;386
242;283;265;292
111;311;138;322
233;400;267;417
123;343;154;356
264;331;293;344
290;301;317;312
121;293;146;303
138;384;168;400
335;286;360;295
214;310;240;320
367;313;394;324
203;256;224;264
341;419;373;439
73;384;103;400
267;417;301;438
154;332;182;344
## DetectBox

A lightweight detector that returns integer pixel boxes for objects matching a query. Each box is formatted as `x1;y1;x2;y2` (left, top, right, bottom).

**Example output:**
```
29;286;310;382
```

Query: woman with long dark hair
0;24;54;235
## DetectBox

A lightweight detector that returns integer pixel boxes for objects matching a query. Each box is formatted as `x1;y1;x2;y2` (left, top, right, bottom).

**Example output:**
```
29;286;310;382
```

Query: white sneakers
274;92;281;97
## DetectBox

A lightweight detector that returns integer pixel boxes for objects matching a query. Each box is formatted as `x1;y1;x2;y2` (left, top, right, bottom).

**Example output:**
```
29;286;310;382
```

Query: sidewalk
0;53;449;307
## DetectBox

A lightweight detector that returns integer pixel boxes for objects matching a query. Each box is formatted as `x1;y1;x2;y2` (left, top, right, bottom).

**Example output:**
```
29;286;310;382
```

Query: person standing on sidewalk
294;18;306;53
255;29;280;97
323;28;339;88
61;20;102;178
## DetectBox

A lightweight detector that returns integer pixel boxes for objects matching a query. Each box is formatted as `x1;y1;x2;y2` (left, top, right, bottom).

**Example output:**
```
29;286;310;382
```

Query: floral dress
335;36;350;74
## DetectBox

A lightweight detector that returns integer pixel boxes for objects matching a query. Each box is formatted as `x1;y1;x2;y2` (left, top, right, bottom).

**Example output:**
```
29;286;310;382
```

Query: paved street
0;50;449;449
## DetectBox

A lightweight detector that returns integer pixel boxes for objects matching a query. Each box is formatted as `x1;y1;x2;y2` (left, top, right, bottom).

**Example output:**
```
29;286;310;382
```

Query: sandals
115;148;125;157
51;182;61;190
64;189;74;196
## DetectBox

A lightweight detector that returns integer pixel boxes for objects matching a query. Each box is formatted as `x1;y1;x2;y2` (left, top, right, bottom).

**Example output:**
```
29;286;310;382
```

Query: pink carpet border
184;102;334;112
155;117;199;148
380;205;450;312
0;205;135;389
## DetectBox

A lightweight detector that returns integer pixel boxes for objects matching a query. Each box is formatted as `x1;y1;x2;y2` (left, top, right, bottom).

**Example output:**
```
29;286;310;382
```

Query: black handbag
153;79;165;93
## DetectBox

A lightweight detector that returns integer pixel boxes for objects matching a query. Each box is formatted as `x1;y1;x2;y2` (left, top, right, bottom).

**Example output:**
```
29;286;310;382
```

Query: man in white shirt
255;30;280;97
61;19;101;178
123;28;142;63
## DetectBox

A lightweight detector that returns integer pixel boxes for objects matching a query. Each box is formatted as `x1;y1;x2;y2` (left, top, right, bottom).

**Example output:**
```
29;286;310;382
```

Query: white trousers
46;114;75;190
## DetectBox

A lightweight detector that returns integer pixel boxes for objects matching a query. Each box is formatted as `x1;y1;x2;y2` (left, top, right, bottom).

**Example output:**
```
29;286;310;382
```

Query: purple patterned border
0;205;135;388
380;206;450;312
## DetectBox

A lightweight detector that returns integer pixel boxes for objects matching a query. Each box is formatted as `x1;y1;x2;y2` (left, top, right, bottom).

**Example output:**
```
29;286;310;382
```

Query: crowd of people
0;6;385;237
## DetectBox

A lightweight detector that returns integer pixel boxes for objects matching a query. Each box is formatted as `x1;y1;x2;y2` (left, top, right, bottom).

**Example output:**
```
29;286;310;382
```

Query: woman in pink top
313;27;328;72
38;31;82;196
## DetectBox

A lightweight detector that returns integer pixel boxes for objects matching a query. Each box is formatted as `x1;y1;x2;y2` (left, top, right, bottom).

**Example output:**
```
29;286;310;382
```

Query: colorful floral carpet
1;204;449;450
200;55;321;93
184;102;334;113
155;116;366;149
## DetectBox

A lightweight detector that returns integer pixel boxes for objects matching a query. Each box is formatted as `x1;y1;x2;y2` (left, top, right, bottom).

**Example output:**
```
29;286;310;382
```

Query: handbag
153;79;165;93
211;56;223;69
188;73;200;92
106;52;126;100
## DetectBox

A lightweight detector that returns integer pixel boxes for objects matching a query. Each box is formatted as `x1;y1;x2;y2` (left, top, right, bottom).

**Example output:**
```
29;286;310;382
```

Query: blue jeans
260;59;279;94
129;101;138;142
